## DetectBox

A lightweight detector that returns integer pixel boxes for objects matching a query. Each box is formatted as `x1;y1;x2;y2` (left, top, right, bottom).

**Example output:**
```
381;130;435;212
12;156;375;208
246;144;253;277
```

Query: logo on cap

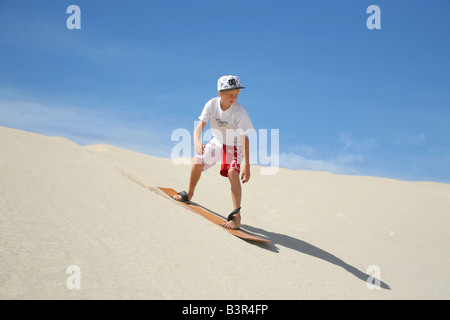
218;75;245;92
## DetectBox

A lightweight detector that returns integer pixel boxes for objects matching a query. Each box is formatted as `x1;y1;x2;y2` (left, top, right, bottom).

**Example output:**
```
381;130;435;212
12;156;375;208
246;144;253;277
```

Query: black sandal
227;207;241;221
175;191;190;204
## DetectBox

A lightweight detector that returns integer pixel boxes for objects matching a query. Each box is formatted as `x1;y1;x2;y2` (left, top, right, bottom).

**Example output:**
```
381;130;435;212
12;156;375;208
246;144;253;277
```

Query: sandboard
158;187;270;243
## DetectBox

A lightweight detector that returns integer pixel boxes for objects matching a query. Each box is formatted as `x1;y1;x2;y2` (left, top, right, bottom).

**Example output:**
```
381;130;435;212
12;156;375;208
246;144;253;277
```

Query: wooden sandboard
158;187;270;243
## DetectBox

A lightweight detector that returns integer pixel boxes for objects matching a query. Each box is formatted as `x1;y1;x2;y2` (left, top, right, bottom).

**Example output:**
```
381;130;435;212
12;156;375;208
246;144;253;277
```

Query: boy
173;75;254;230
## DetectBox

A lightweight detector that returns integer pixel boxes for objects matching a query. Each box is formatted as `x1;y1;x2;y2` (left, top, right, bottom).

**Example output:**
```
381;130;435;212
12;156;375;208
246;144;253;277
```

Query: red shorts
195;137;243;177
220;144;241;177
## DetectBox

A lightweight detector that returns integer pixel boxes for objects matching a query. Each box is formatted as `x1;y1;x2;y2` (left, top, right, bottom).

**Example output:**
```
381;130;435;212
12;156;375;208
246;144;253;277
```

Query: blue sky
1;0;449;183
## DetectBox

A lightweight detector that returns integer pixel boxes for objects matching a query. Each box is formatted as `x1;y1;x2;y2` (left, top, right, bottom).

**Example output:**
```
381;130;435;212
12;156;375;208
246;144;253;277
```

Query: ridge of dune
1;126;450;299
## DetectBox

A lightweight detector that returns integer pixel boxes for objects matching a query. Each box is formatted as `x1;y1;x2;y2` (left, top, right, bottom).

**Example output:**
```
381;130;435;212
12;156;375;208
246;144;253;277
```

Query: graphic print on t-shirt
215;118;229;127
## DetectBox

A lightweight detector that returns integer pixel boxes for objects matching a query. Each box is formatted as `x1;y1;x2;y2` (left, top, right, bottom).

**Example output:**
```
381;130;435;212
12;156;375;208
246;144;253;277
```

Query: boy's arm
240;135;250;183
194;121;207;155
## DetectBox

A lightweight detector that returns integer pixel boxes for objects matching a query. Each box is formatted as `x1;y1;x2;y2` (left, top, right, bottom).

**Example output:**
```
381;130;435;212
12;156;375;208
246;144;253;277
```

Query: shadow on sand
192;202;391;290
242;224;391;290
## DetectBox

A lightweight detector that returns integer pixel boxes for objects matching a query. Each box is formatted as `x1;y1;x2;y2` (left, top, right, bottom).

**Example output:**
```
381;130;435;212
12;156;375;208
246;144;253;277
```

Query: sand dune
1;125;450;299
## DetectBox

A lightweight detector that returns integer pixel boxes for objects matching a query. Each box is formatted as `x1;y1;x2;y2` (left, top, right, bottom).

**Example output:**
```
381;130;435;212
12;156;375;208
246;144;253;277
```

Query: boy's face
219;89;240;108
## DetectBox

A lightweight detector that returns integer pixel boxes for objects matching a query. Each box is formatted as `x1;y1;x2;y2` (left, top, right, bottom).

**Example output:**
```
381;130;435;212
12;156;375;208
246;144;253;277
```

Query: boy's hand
240;164;251;183
194;141;205;156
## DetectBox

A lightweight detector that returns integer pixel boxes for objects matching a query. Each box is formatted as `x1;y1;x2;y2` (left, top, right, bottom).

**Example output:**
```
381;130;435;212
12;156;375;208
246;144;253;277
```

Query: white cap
217;75;245;92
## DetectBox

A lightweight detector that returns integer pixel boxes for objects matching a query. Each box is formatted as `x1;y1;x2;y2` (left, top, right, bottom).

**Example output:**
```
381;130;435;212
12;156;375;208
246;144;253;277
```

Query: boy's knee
192;157;204;169
228;168;239;180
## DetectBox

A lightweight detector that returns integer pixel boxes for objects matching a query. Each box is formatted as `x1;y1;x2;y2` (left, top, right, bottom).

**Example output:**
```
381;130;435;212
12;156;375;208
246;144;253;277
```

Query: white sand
1;125;450;299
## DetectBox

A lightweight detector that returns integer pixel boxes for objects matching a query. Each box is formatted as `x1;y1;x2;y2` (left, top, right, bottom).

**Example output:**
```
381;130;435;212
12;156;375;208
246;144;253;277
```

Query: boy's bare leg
222;168;242;229
174;160;203;202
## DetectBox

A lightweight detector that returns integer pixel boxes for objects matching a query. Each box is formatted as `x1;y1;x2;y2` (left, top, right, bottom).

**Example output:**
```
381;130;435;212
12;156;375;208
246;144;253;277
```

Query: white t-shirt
198;97;254;146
